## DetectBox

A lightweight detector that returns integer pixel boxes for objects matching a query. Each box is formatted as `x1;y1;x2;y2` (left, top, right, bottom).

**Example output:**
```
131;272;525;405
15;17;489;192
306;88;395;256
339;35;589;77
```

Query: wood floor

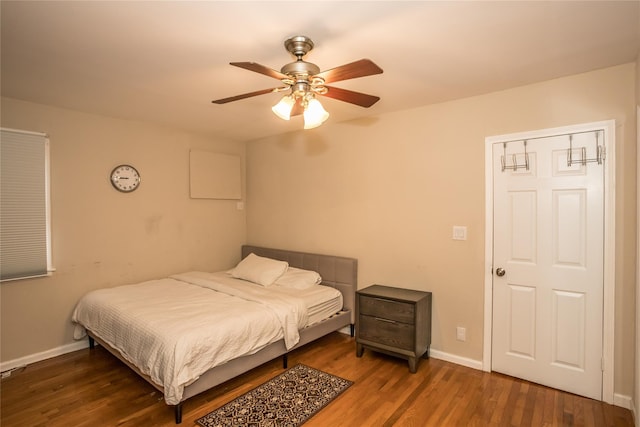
1;332;634;426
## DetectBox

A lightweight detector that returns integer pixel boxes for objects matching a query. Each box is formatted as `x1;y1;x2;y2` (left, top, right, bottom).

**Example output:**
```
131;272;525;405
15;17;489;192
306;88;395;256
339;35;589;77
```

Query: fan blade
315;59;383;84
321;86;380;108
211;88;278;104
230;62;289;80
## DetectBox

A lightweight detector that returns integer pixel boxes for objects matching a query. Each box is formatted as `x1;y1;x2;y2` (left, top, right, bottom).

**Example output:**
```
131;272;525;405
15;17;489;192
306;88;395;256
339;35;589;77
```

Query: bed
71;245;357;424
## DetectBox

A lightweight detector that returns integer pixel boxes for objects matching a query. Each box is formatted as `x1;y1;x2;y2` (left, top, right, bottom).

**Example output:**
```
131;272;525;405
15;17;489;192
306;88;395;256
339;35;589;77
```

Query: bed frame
86;245;357;424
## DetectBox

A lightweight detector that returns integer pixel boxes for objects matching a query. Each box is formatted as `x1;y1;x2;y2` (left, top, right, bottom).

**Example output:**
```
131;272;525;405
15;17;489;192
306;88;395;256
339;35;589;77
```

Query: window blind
1;128;53;281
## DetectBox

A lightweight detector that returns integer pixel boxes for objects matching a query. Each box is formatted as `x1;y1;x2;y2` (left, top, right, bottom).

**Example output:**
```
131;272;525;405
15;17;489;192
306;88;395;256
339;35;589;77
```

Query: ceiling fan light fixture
271;95;295;120
303;97;329;129
212;36;383;130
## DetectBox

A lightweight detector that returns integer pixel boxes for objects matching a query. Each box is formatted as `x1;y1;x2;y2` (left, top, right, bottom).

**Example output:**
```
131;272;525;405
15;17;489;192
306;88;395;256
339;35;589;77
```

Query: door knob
496;268;506;277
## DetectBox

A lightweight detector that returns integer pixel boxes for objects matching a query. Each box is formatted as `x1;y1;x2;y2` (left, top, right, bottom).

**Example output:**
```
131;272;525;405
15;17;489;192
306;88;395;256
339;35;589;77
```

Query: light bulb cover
303;98;330;129
271;95;295;120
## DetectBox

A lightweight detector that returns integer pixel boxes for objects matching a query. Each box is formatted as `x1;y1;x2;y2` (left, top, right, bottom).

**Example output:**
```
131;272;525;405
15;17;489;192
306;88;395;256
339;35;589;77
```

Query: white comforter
71;271;308;405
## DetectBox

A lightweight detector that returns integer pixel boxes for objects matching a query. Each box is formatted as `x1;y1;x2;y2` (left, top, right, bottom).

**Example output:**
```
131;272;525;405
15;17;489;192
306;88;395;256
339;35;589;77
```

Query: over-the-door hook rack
501;140;529;172
567;131;605;166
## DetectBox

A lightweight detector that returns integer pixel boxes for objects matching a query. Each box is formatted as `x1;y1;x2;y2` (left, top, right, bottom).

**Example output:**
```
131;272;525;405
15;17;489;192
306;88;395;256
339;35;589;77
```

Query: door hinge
601;357;605;372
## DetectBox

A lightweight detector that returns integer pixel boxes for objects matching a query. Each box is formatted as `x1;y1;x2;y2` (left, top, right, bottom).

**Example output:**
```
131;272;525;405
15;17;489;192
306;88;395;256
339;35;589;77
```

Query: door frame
483;120;616;404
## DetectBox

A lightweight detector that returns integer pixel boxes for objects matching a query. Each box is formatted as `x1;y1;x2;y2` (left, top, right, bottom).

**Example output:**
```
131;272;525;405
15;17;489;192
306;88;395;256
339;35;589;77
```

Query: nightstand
356;284;432;373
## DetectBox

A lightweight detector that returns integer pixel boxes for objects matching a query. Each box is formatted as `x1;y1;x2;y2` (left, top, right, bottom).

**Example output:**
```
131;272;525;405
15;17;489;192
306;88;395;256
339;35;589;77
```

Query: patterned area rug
196;364;353;427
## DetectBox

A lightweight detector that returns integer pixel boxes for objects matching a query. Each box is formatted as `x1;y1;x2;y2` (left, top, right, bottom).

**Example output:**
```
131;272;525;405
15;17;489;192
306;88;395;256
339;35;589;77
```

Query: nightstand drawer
359;314;414;350
359;295;415;324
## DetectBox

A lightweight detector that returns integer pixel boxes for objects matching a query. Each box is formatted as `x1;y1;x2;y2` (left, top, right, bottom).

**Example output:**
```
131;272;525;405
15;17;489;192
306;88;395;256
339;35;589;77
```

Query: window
0;128;53;281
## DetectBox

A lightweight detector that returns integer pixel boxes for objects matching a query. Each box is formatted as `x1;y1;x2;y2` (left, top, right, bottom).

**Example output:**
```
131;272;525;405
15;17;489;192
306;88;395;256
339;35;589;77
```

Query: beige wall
635;51;640;423
0;97;247;362
0;63;636;401
246;64;637;397
637;51;640;103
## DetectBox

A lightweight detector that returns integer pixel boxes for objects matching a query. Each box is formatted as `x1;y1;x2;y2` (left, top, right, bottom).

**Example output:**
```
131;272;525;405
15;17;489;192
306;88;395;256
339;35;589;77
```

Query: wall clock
110;164;141;193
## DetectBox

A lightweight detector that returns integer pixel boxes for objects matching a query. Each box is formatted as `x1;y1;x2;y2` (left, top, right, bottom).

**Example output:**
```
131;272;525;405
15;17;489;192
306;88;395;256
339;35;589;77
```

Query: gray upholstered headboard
241;245;357;324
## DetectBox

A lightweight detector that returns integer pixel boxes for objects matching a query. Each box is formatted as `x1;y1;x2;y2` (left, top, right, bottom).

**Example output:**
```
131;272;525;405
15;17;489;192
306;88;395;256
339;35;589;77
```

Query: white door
491;130;604;400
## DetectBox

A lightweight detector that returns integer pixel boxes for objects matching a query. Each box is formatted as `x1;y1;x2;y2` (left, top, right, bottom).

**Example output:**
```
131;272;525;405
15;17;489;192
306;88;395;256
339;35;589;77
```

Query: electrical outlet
452;226;467;240
456;326;466;342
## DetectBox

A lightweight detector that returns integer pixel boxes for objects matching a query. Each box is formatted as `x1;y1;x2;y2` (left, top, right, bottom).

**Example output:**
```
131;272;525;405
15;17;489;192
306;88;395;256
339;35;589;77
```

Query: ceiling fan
211;36;383;129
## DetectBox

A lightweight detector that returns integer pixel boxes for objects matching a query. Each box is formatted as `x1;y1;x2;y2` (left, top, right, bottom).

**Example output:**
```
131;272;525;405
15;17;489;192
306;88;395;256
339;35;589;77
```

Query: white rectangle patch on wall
189;150;241;200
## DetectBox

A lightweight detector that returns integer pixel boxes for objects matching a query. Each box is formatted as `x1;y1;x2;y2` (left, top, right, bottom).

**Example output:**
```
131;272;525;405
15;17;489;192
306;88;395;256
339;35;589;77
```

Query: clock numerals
110;164;140;193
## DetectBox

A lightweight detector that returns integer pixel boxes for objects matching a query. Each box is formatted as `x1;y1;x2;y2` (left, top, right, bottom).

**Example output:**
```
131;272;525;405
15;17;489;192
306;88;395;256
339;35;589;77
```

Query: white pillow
231;253;289;287
275;267;322;289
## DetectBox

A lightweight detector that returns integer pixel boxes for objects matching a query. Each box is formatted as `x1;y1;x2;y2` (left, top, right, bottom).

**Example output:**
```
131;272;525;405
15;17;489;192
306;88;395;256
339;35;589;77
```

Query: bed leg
174;404;182;424
88;336;95;349
282;354;288;369
350;323;355;337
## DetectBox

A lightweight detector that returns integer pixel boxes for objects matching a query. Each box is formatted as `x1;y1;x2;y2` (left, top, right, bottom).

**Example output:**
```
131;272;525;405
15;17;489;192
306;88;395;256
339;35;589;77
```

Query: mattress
180;271;343;327
268;280;343;325
71;270;343;405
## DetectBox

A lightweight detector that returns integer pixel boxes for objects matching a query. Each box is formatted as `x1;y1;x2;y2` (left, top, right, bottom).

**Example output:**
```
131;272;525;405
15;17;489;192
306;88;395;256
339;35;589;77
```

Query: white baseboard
0;340;89;375
630;397;637;427
613;392;633;410
429;348;484;371
338;326;351;335
337;332;485;372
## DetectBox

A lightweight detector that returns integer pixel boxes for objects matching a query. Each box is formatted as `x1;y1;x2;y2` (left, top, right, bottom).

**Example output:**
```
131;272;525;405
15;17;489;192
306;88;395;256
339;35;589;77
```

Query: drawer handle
374;317;397;324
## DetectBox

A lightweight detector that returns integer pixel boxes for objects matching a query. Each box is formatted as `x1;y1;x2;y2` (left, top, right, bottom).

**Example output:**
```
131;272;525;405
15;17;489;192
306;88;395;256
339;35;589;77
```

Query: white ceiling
2;1;639;142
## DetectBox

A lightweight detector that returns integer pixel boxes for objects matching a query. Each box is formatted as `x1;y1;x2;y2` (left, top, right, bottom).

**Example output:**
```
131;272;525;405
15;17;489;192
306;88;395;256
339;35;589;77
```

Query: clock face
110;165;141;192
